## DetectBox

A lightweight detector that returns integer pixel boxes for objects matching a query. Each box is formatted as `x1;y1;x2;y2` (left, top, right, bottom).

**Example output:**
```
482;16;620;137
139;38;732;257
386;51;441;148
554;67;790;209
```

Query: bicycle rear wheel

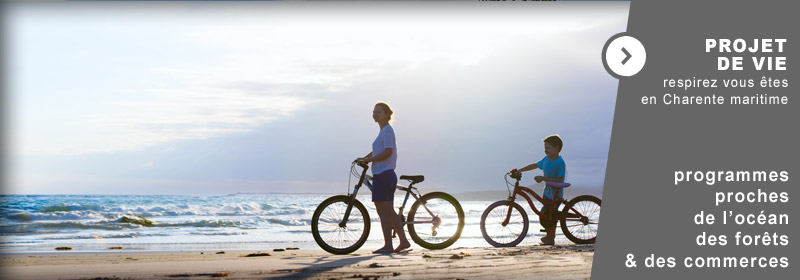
407;192;465;250
311;195;371;254
560;195;601;244
480;200;528;247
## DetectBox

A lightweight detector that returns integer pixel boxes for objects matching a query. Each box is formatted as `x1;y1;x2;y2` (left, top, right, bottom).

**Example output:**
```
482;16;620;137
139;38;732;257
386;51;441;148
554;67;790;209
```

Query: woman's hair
375;102;394;121
543;134;563;152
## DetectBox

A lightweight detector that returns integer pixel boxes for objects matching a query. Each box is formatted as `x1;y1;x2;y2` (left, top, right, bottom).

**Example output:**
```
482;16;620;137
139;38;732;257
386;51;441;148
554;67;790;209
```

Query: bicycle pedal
540;229;547;232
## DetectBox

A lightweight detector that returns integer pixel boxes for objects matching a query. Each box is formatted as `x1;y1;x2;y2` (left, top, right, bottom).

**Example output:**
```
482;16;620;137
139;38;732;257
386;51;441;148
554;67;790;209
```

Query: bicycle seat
546;182;571;188
399;175;424;184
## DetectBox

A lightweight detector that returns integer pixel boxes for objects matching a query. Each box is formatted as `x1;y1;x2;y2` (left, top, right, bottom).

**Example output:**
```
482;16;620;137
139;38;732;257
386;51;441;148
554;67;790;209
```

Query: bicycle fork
502;195;517;227
340;165;370;228
502;181;521;227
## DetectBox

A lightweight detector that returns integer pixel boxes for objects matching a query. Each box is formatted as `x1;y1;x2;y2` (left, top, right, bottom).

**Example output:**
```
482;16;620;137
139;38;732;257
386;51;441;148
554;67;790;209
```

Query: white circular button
603;34;646;78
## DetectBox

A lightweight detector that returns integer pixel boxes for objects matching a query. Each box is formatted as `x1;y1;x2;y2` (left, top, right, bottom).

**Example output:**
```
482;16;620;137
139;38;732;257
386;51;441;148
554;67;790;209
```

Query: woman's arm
356;152;373;161
365;148;392;163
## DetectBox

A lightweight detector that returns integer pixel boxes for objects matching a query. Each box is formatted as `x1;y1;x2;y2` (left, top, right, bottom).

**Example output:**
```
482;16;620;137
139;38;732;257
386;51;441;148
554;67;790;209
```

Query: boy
516;134;566;245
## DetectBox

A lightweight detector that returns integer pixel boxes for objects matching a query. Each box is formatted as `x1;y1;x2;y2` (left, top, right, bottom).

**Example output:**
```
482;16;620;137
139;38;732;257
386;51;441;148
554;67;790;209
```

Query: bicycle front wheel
407;192;465;250
311;195;371;254
560;195;601;244
480;200;528;247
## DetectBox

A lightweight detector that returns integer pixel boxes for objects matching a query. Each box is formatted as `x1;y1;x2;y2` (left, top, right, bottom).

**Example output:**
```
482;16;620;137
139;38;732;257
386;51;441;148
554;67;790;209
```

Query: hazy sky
5;2;628;194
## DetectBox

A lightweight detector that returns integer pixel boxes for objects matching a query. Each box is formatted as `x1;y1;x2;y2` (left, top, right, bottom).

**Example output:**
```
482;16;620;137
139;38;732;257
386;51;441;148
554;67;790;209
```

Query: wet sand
1;244;594;279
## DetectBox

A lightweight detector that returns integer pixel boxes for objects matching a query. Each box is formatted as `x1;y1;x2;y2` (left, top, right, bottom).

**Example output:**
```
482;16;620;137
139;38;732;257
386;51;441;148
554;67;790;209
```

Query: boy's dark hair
543;134;563;152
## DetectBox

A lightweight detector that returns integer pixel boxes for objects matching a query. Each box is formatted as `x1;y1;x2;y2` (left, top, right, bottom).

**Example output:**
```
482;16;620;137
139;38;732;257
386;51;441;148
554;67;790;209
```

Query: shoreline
1;244;594;279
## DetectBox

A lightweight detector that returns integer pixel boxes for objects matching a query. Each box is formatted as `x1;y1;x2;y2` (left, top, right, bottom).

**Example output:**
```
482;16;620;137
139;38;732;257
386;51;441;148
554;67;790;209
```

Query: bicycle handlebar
353;159;369;169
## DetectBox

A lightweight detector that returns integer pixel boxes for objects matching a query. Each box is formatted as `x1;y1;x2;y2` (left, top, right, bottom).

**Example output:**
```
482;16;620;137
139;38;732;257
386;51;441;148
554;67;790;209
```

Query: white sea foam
0;194;509;253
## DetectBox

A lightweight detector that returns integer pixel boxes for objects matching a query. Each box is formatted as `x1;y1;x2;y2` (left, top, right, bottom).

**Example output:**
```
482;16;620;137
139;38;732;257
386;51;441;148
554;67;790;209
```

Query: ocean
0;193;553;253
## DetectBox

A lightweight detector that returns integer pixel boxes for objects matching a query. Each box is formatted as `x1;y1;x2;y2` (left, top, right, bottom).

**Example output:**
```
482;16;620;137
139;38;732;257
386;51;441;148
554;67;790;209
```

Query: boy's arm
535;176;564;183
518;163;538;172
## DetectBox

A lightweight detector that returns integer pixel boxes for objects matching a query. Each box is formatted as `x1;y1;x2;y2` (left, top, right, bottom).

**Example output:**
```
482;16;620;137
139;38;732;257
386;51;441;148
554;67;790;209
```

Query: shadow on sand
266;254;399;279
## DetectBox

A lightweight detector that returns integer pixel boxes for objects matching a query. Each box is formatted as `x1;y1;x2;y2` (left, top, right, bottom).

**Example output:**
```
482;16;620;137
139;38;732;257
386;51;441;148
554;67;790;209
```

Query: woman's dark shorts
372;169;397;202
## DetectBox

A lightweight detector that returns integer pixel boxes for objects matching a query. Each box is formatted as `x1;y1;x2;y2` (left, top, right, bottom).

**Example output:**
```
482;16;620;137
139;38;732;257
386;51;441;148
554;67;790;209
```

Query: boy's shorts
540;198;562;229
372;169;397;202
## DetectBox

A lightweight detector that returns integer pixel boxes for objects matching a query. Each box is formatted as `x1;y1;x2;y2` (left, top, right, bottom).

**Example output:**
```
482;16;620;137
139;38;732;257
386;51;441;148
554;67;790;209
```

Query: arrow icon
621;47;632;65
604;35;645;77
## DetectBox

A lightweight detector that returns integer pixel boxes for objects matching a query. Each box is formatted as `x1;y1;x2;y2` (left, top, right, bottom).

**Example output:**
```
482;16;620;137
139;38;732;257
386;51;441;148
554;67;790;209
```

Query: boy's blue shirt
536;156;566;200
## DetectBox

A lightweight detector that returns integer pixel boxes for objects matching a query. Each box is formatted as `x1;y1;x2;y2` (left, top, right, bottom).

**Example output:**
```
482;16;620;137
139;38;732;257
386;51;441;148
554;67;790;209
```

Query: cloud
15;83;323;156
7;2;628;194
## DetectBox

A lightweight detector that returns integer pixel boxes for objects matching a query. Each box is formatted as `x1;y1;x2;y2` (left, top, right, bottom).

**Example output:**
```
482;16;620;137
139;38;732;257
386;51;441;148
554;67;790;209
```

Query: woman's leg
382;201;410;252
374;201;394;252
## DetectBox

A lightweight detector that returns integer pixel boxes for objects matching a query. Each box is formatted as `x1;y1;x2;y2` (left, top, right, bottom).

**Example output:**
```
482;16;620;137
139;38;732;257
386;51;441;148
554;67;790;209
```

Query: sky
4;2;628;195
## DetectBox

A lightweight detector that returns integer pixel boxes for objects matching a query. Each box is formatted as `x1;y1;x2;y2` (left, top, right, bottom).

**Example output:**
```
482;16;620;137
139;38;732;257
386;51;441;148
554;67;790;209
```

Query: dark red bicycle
479;170;601;246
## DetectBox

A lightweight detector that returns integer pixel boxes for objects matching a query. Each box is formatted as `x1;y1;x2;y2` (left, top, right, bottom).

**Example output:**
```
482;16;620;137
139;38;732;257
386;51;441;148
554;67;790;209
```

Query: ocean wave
0;218;253;235
193;232;248;236
5;211;115;222
266;208;309;216
1;221;137;233
1;194;499;251
154;220;242;228
39;204;105;213
20;202;313;219
266;218;307;227
42;232;170;240
6;213;32;222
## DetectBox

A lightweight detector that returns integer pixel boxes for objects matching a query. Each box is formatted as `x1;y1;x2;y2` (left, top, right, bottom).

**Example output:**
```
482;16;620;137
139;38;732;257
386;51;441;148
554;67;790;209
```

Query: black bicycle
311;161;465;255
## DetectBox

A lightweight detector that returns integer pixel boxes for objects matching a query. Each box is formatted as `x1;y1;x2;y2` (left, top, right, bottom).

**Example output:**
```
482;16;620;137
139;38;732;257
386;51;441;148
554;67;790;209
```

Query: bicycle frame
503;176;587;226
340;163;439;228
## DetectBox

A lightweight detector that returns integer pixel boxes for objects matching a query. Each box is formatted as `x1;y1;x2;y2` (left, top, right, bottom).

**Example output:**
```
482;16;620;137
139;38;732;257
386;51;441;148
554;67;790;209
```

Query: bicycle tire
311;195;371;254
560;195;601;244
480;200;528;247
407;192;465;250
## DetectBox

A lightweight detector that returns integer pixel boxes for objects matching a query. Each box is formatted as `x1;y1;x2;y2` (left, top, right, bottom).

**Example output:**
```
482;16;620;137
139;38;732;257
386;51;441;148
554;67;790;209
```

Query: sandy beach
1;244;594;279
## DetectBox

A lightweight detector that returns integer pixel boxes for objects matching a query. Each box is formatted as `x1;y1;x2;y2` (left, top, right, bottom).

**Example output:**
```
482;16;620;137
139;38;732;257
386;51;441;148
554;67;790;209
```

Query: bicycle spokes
414;199;454;239
312;196;370;253
480;200;528;247
315;161;466;253
560;195;601;244
485;204;526;244
407;192;465;250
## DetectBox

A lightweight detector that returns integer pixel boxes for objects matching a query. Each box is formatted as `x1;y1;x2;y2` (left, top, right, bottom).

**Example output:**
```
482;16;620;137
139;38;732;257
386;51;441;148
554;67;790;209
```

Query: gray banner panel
592;0;798;279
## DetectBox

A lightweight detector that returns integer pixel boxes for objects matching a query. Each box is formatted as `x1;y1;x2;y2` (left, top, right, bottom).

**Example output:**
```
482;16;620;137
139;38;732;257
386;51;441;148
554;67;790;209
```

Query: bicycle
311;160;465;255
480;169;601;246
